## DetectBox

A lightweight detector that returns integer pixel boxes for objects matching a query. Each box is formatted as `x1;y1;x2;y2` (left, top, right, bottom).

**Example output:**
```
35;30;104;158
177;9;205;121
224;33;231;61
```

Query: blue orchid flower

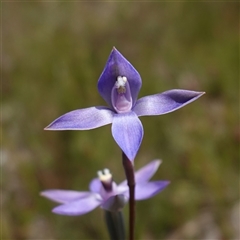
40;160;169;215
45;47;204;161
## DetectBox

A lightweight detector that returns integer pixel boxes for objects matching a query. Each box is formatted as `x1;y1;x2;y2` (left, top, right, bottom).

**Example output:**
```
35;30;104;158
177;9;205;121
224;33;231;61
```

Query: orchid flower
40;160;169;216
45;48;205;161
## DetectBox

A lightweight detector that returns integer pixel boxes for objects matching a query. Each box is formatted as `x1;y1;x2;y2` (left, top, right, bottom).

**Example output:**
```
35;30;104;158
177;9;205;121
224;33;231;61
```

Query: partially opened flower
40;160;169;216
45;48;205;161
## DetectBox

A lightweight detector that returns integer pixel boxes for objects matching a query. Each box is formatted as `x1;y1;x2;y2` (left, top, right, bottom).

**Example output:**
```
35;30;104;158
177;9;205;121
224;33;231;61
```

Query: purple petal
52;194;101;216
118;160;161;187
40;190;92;204
116;184;128;195
135;181;170;200
97;47;142;109
135;160;161;183
133;90;205;116
89;178;101;193
44;106;114;130
101;194;128;211
112;111;143;161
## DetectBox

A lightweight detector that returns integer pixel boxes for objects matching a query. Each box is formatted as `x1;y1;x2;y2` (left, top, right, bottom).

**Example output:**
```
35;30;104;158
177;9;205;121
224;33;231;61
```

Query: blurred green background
2;1;239;240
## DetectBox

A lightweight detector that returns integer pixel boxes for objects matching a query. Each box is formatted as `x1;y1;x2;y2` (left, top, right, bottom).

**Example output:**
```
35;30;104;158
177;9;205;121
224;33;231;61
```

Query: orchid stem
104;210;125;240
122;152;135;240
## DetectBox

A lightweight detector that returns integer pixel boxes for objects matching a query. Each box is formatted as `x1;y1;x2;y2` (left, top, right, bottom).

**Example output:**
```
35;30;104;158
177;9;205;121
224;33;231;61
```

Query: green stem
104;210;126;240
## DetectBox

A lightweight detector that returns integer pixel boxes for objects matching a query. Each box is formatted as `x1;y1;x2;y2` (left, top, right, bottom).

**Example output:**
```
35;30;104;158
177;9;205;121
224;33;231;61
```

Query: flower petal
135;181;170;200
133;90;205;116
89;178;101;193
98;47;142;109
44;106;114;130
118;160;161;187
112;111;143;161
52;194;101;216
101;194;128;212
40;190;92;204
135;160;162;183
116;184;129;195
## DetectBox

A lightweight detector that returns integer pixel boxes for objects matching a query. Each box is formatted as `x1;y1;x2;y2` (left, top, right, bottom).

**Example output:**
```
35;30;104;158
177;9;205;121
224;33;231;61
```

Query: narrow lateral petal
112;111;144;161
135;181;170;200
133;90;205;116
118;160;161;187
52;194;101;216
89;178;101;193
44;106;114;130
135;159;161;183
40;190;92;204
98;47;142;108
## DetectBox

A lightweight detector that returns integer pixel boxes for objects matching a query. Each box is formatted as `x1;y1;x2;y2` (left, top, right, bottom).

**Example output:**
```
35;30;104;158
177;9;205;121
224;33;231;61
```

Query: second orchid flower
41;160;169;215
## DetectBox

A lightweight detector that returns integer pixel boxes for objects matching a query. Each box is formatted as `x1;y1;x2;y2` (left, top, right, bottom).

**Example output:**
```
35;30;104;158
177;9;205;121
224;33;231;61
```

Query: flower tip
52;206;69;215
163;181;171;188
111;46;121;55
52;208;60;215
44;123;55;130
146;159;162;171
196;91;206;99
44;126;52;130
199;91;206;96
153;159;162;166
43;122;52;130
39;190;52;199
